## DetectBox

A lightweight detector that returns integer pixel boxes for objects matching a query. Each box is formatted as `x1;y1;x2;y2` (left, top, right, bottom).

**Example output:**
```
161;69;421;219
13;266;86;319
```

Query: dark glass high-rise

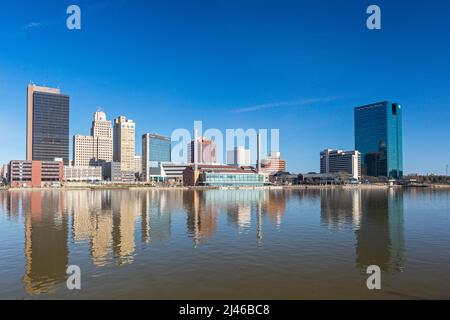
32;92;70;164
355;101;403;179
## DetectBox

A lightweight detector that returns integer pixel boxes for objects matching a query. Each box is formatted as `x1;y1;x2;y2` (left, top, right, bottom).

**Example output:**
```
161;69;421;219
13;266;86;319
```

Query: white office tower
320;149;361;180
227;146;251;167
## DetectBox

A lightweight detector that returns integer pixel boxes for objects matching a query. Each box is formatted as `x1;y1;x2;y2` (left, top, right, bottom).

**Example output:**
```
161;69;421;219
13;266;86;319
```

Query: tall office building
91;111;112;138
73;111;113;166
142;133;171;182
113;116;136;172
320;149;361;180
355;101;403;178
187;136;217;164
26;84;70;164
227;146;251;167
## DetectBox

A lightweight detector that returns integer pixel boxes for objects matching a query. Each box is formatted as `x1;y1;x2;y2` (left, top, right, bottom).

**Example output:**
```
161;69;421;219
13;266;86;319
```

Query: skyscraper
187;137;217;164
142;133;171;182
355;101;403;179
113;116;136;172
73;111;113;166
26;84;70;164
227;146;251;167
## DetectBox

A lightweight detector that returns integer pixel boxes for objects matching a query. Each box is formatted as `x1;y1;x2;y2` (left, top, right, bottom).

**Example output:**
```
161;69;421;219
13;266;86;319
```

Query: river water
0;188;449;299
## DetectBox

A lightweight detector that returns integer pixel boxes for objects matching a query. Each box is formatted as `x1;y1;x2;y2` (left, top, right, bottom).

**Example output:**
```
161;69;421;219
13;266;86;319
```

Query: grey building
103;162;120;182
103;162;135;183
26;85;70;164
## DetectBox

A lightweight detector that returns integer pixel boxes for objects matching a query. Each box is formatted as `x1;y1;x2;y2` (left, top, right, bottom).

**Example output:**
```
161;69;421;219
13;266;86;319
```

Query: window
392;104;398;115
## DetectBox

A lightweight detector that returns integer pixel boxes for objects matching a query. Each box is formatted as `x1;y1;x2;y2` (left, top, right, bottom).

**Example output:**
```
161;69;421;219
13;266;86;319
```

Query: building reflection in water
320;188;405;273
21;191;68;295
141;190;175;244
66;190;114;267
263;190;287;228
182;189;287;246
1;188;292;294
111;191;141;266
183;191;218;246
320;189;361;230
355;188;405;273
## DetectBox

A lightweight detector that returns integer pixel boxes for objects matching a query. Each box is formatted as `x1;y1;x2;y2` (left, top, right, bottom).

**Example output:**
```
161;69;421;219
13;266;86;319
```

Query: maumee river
0;188;449;299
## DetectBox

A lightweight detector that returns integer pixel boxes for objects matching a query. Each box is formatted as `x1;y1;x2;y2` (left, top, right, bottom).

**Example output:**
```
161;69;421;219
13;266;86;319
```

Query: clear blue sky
0;0;449;174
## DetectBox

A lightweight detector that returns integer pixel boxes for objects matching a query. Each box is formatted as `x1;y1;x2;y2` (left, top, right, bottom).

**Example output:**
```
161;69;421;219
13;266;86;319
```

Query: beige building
113;116;136;172
261;152;286;175
64;165;103;182
73;111;113;166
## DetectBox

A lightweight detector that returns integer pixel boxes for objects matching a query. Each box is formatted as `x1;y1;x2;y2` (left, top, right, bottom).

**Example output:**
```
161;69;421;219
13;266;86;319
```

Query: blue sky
0;0;449;174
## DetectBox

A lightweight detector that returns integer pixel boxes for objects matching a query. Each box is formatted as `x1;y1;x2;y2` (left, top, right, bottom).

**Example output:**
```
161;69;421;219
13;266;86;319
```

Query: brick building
9;160;64;188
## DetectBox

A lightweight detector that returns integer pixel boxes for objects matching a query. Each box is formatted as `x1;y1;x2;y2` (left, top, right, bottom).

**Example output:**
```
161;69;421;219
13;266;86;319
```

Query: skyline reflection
0;188;415;296
319;188;405;273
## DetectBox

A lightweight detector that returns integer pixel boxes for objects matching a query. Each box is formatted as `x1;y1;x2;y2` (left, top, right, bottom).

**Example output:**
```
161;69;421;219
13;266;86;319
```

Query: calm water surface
0;188;449;299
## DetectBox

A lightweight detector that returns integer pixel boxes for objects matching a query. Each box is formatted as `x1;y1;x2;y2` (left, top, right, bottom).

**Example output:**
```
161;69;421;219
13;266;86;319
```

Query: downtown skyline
1;0;450;174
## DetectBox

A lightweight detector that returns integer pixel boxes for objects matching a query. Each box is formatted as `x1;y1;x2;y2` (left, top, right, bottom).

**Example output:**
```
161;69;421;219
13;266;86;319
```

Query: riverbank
4;183;449;192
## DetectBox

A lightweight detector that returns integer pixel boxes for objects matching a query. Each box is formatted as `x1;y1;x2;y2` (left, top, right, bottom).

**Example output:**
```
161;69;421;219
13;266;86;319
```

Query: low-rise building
301;172;352;185
103;162;135;183
9;160;64;188
270;171;300;185
64;165;102;182
161;163;189;183
183;165;265;187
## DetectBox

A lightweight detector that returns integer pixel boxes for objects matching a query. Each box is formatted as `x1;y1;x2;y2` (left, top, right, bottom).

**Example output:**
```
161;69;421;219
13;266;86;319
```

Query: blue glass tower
355;101;403;179
142;133;171;181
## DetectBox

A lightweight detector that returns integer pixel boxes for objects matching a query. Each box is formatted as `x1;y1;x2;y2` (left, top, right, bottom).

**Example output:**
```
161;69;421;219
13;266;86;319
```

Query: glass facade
32;92;70;164
142;133;171;181
149;135;171;163
355;101;403;179
202;172;265;187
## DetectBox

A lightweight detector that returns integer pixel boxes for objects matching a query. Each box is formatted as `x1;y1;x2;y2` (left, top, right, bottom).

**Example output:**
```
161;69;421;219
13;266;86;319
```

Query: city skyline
1;1;450;174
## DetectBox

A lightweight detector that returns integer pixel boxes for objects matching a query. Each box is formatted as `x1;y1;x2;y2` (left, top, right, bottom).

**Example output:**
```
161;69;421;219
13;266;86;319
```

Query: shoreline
3;184;450;192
